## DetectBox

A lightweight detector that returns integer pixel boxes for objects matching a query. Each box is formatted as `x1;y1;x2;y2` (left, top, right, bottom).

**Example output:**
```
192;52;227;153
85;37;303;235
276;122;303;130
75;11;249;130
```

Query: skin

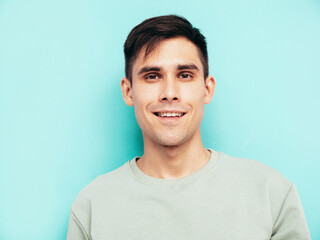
121;37;215;179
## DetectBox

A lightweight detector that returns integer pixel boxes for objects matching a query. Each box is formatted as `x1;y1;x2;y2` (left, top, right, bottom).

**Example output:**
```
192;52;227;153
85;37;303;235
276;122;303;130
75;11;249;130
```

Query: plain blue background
0;0;319;239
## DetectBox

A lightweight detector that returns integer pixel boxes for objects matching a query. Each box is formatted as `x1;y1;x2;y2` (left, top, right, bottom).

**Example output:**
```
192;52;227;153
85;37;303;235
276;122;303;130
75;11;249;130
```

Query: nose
159;77;180;102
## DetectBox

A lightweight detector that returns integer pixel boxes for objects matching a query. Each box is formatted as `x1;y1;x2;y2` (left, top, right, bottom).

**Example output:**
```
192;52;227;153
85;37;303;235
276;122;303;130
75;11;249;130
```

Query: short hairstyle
124;15;208;83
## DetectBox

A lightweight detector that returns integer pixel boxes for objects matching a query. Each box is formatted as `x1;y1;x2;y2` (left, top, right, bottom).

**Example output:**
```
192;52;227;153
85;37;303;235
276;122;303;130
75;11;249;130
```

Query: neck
137;130;211;179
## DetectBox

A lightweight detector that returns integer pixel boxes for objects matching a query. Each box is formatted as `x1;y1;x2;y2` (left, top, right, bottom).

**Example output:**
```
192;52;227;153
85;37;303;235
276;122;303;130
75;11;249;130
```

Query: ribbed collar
128;149;220;187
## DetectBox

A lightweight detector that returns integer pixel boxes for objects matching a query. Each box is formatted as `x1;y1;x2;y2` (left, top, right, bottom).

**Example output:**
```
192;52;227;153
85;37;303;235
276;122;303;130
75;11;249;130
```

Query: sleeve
271;184;311;240
66;210;91;240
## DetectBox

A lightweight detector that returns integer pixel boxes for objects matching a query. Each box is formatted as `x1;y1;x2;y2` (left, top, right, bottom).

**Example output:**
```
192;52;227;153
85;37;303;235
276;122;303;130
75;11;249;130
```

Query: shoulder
218;151;291;181
216;152;295;221
71;161;130;214
217;151;293;196
68;161;131;235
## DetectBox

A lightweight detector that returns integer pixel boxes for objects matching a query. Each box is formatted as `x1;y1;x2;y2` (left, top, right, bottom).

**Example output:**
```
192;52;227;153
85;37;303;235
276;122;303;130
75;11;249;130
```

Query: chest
90;188;273;240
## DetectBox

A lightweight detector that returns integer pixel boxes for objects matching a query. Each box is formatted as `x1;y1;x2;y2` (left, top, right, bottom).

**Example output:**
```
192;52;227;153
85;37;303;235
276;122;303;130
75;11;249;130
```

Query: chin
155;134;189;147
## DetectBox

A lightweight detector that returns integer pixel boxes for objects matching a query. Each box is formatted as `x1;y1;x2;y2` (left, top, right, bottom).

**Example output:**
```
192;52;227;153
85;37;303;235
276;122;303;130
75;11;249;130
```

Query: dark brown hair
124;15;208;82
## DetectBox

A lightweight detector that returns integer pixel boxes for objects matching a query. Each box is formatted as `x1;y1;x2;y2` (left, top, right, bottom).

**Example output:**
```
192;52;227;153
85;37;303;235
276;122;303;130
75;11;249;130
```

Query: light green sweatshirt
67;150;310;240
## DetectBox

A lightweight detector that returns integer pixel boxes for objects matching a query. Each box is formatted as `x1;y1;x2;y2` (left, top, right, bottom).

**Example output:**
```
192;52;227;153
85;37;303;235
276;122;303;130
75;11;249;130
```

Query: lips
153;112;186;118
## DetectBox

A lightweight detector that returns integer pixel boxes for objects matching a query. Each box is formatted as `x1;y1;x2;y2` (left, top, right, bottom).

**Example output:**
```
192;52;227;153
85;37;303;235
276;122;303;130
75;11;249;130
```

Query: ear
121;77;134;106
204;75;215;104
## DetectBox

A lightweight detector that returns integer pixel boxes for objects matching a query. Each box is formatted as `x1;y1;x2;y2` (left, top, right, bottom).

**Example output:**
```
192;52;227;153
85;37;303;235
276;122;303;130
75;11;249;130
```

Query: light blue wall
0;0;319;239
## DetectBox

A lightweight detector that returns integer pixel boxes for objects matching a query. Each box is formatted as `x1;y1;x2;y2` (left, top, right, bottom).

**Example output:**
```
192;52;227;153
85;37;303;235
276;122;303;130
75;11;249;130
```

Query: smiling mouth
153;112;186;118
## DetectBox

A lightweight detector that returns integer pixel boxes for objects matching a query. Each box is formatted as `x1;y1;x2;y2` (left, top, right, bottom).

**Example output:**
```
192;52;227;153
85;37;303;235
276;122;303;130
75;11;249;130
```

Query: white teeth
158;112;183;117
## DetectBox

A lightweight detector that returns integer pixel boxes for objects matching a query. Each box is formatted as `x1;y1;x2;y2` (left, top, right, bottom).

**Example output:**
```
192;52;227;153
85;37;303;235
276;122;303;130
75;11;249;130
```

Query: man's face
121;37;215;147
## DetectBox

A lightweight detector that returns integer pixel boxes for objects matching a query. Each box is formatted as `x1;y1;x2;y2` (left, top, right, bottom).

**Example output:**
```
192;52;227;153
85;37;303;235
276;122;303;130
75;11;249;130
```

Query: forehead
132;37;204;75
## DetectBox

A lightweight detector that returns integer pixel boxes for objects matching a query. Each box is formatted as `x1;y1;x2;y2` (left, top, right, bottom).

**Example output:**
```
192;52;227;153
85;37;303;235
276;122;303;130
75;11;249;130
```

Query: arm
66;210;91;240
271;184;311;240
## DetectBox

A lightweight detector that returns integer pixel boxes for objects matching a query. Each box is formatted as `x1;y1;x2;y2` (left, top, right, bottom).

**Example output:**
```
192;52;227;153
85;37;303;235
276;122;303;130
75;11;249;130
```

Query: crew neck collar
128;149;220;187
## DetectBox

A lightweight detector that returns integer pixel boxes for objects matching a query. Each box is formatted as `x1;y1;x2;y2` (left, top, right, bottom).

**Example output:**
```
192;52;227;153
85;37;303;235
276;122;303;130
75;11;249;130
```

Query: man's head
124;15;209;83
121;15;215;148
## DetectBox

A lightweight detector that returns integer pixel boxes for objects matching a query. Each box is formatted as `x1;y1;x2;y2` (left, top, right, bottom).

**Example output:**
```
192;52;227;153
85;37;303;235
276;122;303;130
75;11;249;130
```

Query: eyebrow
138;66;161;75
177;64;200;71
137;63;200;75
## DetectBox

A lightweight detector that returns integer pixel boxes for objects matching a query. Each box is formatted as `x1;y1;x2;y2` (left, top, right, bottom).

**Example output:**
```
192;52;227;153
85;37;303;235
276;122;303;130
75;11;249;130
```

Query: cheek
182;85;206;119
132;85;157;105
182;83;206;104
132;86;157;124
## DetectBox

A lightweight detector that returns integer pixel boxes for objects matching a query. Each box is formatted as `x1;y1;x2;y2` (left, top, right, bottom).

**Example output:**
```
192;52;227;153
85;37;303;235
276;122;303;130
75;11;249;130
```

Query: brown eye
179;73;192;79
146;75;158;79
145;74;160;81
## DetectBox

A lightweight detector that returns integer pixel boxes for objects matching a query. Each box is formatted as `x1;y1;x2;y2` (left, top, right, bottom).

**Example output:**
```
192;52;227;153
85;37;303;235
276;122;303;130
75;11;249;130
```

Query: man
67;15;310;239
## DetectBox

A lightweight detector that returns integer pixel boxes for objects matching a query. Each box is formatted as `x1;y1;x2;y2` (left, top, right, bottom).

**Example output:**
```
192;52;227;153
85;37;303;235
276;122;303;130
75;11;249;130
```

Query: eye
179;73;193;79
145;74;160;81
